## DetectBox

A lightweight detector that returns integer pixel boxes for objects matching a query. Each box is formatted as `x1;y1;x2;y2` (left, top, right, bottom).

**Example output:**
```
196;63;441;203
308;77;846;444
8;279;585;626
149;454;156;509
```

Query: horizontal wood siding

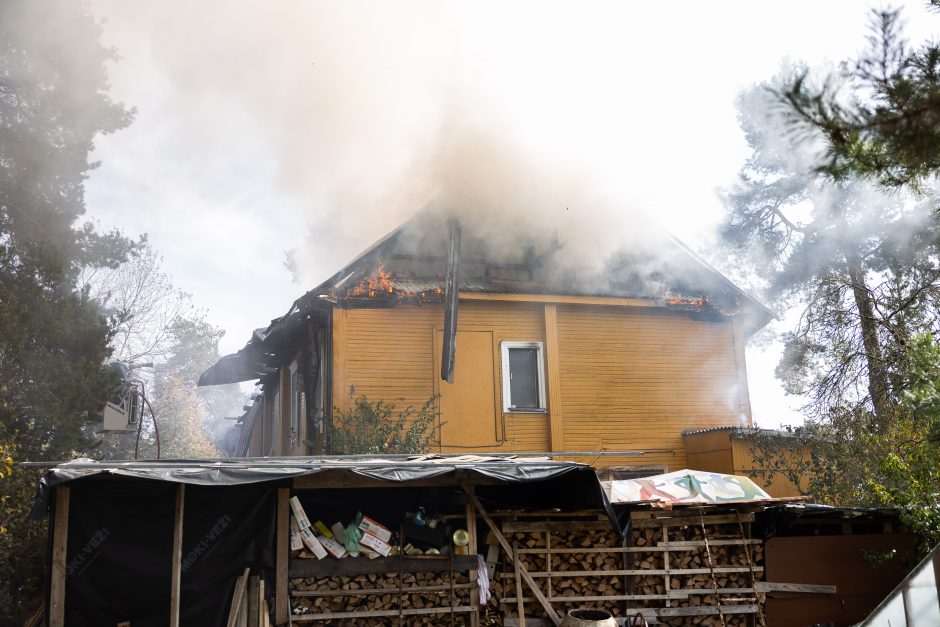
556;305;746;470
336;301;551;453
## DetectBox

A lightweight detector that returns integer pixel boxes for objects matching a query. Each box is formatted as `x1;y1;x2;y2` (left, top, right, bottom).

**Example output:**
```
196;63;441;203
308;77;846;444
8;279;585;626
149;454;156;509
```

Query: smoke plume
89;1;664;288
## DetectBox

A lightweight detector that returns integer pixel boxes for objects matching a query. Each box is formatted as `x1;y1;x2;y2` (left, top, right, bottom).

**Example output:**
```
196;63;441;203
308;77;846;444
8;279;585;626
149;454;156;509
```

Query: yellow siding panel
556;305;746;470
336;302;550;453
333;300;748;467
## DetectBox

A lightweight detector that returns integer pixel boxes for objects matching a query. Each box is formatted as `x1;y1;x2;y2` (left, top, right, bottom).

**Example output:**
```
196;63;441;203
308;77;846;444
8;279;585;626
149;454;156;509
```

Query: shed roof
30;454;607;518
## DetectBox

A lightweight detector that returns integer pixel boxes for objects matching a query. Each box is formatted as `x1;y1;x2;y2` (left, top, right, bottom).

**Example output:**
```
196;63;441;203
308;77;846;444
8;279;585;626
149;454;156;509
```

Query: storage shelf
289;554;478;578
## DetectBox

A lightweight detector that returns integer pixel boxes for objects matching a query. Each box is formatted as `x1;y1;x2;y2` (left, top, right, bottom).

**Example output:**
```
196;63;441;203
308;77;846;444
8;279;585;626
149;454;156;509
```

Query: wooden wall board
764;533;918;627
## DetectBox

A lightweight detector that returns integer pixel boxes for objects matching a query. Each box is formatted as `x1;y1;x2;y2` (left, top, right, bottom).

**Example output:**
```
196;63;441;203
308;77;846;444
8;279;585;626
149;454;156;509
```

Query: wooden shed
683;427;809;498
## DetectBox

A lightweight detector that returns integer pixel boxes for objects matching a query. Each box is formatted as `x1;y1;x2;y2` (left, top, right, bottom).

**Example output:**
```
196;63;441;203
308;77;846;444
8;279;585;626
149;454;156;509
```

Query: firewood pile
290;570;474;626
491;510;765;626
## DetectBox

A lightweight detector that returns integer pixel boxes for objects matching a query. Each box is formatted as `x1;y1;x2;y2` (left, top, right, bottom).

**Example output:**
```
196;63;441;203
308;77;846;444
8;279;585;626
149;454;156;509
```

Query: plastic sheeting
604;468;771;505
32;455;595;517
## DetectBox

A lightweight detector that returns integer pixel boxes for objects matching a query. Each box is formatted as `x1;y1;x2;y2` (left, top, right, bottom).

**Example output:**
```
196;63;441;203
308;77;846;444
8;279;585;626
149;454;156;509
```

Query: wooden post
465;486;480;627
331;306;348;416
49;485;70;627
275;488;289;624
543;304;564;454
464;489;561;626
513;540;527;626
170;484;186;627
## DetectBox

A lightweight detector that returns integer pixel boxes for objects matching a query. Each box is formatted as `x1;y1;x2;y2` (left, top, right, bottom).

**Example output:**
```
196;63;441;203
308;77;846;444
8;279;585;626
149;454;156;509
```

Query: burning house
200;210;774;475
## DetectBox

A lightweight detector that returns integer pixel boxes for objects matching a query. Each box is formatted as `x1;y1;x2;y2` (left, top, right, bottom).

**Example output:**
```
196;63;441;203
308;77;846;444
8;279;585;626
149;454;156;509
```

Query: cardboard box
290;517;304;551
359;531;392;557
299;526;327;559
318;534;347;559
359;516;392;543
289;497;312;531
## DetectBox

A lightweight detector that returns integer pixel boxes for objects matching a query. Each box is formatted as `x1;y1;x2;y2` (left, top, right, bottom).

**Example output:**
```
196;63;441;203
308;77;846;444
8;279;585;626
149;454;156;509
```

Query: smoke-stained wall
332;299;749;469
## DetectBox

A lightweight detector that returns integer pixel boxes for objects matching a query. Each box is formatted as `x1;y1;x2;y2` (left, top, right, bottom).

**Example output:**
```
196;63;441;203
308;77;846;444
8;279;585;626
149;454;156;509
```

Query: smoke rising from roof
89;1;666;288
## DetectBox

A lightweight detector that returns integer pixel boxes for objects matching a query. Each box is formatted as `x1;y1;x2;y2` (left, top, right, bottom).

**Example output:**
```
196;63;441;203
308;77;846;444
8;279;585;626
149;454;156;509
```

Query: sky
83;1;938;428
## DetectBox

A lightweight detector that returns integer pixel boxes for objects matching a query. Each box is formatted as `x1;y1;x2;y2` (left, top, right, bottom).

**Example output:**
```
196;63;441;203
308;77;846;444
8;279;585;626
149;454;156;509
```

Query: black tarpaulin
179;483;276;626
32;455;605;519
64;479;175;626
60;478;278;627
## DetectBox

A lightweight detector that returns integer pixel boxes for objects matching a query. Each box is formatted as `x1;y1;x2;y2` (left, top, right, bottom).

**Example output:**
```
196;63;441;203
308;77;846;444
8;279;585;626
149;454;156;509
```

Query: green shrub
327;395;440;455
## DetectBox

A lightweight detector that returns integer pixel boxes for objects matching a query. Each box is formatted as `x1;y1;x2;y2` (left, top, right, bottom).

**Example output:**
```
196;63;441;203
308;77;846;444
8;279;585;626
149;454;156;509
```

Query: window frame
500;341;548;413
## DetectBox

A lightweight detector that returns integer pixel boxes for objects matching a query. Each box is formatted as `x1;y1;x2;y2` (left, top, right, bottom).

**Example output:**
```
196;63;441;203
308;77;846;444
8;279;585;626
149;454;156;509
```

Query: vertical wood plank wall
331;298;748;468
334;301;551;453
556;304;743;469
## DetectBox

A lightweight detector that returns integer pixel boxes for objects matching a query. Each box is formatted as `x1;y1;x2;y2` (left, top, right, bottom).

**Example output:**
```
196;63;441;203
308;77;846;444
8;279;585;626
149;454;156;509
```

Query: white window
500;341;547;412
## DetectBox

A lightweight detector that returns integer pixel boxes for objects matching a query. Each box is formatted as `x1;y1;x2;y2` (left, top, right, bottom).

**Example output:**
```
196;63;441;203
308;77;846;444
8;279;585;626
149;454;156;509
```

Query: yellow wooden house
201;213;773;475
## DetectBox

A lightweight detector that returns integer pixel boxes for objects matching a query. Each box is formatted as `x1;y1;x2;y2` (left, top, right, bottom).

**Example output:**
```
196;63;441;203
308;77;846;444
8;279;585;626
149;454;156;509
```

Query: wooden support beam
290;554;479;577
49;485;69;627
170;484;185;627
630;513;755;528
290;606;477;621
502;520;611;533
292;583;476;597
331;306;348;416
275;488;289;624
754;582;836;594
459;292;658;309
543;304;564;454
466;486;480;627
464;489;561;626
513;540;527;626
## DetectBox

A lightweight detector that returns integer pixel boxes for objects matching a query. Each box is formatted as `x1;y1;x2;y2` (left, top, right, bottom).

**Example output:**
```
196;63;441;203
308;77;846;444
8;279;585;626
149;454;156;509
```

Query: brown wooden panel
764;533;918;627
435;329;499;447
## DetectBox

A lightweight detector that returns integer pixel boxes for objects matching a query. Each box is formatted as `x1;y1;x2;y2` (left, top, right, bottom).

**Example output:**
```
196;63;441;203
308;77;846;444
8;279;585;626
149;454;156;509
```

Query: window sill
505;408;548;414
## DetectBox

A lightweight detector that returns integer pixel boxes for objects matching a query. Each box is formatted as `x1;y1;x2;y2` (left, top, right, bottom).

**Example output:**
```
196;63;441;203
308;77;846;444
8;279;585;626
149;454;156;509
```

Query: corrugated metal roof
682;425;744;436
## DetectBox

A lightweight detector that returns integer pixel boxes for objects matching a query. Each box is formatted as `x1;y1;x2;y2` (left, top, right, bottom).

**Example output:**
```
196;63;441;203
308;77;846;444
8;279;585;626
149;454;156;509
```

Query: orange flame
665;294;708;310
346;265;395;298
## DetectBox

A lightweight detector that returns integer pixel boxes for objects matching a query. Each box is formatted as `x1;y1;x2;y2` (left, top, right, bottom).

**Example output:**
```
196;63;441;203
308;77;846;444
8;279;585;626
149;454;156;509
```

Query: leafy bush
0;440;46;625
327;395;440;455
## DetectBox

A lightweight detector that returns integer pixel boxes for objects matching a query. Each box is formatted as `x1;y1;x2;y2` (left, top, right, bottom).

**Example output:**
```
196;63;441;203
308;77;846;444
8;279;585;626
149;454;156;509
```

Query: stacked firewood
633;521;763;627
496;525;629;620
494;515;765;627
290;571;473;626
